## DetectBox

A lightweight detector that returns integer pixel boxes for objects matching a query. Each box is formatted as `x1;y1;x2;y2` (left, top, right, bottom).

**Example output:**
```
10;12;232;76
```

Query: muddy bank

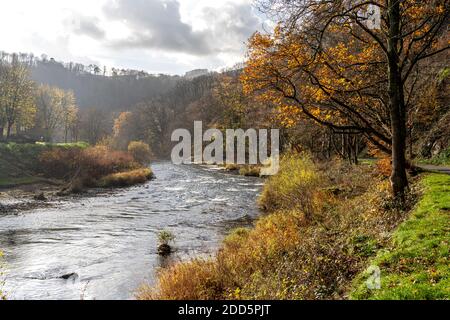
0;183;62;215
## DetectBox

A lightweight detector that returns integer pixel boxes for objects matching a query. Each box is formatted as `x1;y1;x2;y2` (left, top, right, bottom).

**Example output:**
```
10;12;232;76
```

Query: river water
0;162;263;300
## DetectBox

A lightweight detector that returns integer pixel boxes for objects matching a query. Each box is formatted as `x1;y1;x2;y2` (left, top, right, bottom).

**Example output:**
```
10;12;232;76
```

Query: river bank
140;155;449;300
0;162;263;300
0;142;154;197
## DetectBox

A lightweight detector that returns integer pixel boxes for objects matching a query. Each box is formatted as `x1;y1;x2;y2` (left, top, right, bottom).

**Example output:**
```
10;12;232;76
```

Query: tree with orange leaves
243;0;449;200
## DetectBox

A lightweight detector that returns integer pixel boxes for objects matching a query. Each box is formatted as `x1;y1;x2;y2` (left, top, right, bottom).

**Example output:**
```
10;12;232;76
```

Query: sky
0;0;272;75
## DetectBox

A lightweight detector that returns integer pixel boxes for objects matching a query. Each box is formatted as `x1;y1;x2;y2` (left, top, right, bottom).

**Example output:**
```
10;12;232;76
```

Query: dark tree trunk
388;0;409;199
6;123;13;140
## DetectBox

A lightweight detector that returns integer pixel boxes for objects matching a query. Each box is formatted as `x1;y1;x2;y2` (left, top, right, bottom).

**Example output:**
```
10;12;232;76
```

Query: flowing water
0;162;263;300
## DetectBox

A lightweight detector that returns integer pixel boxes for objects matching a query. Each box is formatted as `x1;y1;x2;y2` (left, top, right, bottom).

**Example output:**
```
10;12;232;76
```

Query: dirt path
416;164;450;175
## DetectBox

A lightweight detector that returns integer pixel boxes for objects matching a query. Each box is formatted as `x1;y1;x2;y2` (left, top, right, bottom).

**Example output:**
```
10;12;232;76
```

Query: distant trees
0;53;85;143
0;55;36;139
35;85;79;142
81;108;110;145
62;98;78;143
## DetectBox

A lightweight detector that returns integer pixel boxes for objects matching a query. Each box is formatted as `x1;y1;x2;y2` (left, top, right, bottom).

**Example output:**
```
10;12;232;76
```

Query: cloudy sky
0;0;271;75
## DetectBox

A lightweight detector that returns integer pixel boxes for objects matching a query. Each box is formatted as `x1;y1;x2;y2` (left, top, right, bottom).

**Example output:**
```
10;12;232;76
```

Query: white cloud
0;0;268;74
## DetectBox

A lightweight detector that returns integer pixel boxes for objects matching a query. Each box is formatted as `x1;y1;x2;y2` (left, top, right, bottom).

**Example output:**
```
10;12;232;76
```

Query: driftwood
57;166;83;195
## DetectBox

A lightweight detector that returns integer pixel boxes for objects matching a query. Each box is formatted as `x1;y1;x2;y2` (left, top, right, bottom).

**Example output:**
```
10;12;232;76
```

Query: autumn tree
60;90;79;143
112;112;136;150
128;141;153;165
80;108;111;145
243;0;449;199
214;73;274;130
36;85;65;142
0;60;8;138
0;55;36;139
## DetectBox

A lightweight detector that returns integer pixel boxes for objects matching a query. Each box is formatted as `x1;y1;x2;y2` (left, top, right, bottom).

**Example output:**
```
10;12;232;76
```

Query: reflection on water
0;162;262;300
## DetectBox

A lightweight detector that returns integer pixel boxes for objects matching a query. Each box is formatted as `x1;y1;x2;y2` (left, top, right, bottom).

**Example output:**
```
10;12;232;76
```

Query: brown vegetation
99;168;153;188
39;145;152;192
128;141;153;166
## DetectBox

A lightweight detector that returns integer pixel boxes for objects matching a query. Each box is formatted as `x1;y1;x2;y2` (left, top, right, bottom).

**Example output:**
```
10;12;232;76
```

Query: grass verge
350;173;450;300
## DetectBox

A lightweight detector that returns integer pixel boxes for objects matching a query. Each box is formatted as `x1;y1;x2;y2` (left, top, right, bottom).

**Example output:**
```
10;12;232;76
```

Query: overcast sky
0;0;271;75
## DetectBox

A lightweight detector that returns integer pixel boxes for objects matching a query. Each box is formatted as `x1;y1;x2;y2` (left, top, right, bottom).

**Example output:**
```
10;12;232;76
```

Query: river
0;162;263;300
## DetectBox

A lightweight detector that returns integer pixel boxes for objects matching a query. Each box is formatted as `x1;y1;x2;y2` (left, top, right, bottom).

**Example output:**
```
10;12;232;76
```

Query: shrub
128;141;152;166
39;145;141;188
39;147;82;179
428;147;450;166
376;157;392;178
158;231;176;246
137;259;221;300
157;230;176;256
258;153;322;218
81;146;138;179
99;168;153;188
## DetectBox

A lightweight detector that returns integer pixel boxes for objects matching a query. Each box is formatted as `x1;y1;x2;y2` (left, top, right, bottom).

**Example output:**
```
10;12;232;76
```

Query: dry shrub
376;157;392;178
128;141;152;166
137;259;221;300
100;168;153;188
81;146;137;179
39;145;139;186
258;153;323;218
39;147;82;179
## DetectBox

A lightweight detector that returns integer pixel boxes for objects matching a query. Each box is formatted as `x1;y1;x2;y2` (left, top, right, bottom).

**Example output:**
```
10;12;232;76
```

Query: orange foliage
376;157;392;178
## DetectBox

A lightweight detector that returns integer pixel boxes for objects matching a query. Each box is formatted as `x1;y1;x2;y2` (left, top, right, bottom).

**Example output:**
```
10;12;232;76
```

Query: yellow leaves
0;59;37;130
276;105;301;128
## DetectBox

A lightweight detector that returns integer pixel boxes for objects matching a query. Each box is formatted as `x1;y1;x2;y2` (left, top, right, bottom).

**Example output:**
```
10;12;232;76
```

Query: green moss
350;174;450;300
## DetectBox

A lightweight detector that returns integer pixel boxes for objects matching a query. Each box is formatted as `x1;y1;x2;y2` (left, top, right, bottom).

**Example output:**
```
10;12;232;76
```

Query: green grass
350;173;450;300
423;148;450;166
35;141;90;149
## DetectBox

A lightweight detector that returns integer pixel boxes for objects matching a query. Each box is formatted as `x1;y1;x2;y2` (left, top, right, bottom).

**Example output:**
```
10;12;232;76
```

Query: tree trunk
6;123;13;140
388;0;408;199
0;127;4;140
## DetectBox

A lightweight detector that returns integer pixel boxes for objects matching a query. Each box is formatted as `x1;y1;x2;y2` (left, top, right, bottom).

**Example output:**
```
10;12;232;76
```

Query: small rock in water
157;244;172;256
60;272;79;280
